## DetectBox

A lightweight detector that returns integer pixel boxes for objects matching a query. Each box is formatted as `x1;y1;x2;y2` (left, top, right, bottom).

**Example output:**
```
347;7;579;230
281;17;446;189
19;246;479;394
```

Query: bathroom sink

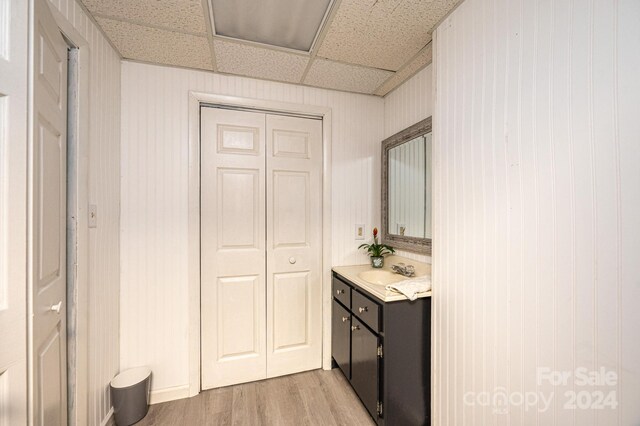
358;270;407;285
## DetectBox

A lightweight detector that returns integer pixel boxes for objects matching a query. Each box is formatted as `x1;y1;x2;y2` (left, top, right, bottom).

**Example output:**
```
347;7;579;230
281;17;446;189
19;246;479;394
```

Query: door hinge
377;344;383;358
377;401;383;416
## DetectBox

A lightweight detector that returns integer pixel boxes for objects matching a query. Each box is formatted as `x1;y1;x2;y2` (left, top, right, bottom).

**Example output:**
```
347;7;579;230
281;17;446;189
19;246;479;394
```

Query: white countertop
332;255;432;302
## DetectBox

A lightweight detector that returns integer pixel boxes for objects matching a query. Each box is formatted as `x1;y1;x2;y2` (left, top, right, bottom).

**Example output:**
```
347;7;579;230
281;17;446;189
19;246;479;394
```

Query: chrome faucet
391;263;415;277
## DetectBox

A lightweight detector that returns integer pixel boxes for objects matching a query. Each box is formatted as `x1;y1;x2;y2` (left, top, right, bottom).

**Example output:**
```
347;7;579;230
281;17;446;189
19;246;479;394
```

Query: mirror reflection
387;132;432;239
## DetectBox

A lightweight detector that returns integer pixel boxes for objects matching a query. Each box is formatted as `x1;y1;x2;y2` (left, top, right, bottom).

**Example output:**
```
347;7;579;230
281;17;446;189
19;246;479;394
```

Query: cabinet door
350;317;380;419
332;300;351;378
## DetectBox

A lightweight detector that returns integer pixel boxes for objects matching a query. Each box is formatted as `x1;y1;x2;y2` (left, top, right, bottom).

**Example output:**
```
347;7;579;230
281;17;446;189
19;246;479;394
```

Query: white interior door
200;108;323;388
266;114;323;377
201;107;267;389
0;0;29;424
30;0;68;424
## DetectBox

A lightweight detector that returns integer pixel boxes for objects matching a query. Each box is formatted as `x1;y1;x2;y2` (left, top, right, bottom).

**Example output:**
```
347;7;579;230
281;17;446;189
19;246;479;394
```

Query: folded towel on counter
385;276;432;301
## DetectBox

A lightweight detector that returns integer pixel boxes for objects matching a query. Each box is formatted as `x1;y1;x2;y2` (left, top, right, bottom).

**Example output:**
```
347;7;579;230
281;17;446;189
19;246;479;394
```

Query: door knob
50;301;62;314
351;325;360;331
289;257;296;264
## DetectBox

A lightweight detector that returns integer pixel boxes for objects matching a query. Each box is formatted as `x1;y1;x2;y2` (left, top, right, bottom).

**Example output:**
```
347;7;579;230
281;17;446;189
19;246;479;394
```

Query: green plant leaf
358;240;395;258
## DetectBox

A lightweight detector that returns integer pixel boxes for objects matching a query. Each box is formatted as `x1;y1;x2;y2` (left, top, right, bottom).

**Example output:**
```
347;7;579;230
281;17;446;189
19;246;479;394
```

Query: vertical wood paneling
0;95;6;310
119;61;384;393
384;65;434;142
0;0;8;59
45;1;121;425
433;0;640;424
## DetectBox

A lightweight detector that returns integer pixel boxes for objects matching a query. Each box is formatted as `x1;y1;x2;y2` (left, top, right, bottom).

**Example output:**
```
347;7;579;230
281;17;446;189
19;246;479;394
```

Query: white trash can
110;367;151;425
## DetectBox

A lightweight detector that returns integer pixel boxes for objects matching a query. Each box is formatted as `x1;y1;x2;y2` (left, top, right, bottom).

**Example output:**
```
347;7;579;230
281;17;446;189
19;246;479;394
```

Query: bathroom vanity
331;256;431;426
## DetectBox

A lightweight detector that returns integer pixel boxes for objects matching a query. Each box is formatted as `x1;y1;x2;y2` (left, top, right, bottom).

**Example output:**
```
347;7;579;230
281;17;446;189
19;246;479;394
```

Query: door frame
28;4;92;423
187;92;333;397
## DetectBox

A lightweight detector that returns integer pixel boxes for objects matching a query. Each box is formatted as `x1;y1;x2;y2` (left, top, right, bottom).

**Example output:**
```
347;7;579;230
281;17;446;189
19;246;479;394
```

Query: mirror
388;133;432;238
381;117;432;254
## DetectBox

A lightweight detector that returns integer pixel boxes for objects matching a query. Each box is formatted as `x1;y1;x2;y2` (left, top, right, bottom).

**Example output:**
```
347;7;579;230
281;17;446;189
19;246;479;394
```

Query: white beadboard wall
119;61;384;394
384;64;433;138
45;1;121;425
384;64;434;262
433;0;640;424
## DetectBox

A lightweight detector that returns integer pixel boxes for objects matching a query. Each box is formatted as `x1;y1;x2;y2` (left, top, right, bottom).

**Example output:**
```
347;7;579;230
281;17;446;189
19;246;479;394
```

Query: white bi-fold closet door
200;106;323;389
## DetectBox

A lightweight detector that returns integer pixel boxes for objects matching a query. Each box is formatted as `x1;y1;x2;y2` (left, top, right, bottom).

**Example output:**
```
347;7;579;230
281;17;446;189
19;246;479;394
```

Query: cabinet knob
358;306;368;313
289;257;296;264
341;316;349;323
336;289;345;295
351;325;360;331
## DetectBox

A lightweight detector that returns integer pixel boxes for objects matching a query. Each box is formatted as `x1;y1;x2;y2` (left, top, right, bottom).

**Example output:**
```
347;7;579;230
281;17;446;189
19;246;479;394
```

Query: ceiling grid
81;0;458;96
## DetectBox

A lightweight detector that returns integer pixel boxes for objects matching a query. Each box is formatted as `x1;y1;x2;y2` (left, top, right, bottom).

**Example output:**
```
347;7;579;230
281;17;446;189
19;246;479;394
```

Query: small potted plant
358;227;395;268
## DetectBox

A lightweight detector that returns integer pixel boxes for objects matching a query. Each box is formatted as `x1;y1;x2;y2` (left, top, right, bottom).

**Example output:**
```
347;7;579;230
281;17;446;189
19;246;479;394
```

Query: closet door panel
200;107;267;389
266;115;323;377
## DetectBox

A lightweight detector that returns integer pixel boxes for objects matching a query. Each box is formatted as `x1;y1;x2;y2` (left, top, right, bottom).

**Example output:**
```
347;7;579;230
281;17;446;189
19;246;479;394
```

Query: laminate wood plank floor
136;369;375;426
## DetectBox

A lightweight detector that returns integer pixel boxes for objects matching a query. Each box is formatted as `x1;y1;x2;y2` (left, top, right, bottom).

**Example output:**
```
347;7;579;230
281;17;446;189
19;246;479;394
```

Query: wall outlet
355;224;365;240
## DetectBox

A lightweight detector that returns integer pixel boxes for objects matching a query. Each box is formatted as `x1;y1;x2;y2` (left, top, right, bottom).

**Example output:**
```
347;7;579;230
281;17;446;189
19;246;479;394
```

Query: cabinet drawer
352;290;380;332
333;276;351;308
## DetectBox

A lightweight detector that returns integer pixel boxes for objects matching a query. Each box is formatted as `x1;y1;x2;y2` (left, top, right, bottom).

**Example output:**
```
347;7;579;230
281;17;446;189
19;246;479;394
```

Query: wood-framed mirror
381;117;432;255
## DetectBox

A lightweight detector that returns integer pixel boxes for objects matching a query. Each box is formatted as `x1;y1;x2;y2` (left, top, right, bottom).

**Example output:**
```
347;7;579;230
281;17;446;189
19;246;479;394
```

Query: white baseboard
150;384;191;405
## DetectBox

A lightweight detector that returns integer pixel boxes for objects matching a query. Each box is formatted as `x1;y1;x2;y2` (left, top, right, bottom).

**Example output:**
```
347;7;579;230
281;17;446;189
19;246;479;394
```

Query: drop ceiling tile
97;18;213;70
213;39;309;83
83;0;207;35
375;43;432;96
304;59;393;94
317;0;457;71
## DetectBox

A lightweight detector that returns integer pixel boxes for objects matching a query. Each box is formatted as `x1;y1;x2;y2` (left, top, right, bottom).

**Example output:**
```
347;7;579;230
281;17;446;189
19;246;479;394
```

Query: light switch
89;204;97;228
355;224;365;240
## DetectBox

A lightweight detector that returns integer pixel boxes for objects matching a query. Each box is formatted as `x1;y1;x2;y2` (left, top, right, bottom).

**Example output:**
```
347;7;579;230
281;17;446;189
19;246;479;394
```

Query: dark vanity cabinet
331;271;431;426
